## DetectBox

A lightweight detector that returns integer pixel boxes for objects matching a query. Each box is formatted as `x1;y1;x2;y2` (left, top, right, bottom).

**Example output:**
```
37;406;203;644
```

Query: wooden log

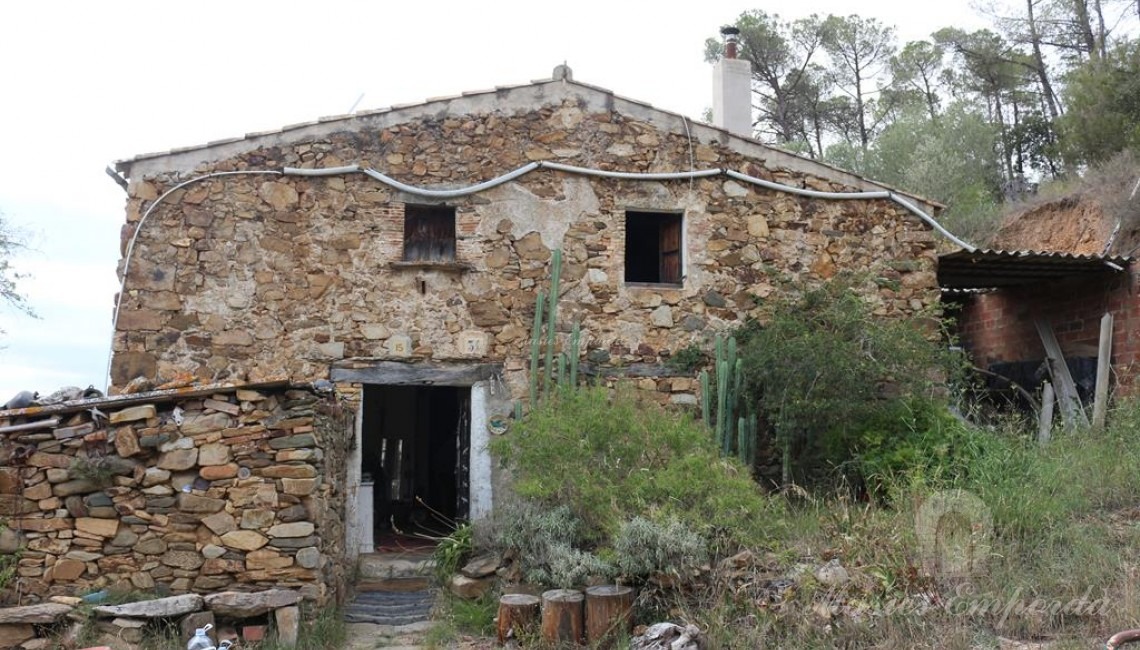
497;593;540;645
585;585;634;647
541;589;584;645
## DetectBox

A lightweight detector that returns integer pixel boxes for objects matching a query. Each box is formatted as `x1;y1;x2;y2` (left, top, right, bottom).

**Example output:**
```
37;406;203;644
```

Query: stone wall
112;95;941;399
0;384;349;606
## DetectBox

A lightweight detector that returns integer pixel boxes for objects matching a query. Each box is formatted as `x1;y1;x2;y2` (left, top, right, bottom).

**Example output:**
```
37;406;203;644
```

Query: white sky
0;0;990;401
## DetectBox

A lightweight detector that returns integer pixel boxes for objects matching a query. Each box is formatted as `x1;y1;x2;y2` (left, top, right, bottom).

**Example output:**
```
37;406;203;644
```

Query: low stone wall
0;384;349;606
0;589;303;648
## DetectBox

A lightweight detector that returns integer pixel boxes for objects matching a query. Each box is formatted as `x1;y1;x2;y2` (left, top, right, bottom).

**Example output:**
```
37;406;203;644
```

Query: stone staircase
344;551;437;647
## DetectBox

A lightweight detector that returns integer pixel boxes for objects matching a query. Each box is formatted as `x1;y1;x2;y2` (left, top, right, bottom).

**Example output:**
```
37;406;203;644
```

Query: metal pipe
360;162;539;198
540;161;722;181
0;418;60;434
283;165;361;176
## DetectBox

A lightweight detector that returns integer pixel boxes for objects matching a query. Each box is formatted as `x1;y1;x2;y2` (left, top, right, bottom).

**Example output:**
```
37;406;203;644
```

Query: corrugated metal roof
938;249;1131;290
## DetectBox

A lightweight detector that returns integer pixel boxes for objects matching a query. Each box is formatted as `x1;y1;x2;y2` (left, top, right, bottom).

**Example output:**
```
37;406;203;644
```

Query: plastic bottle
187;623;214;650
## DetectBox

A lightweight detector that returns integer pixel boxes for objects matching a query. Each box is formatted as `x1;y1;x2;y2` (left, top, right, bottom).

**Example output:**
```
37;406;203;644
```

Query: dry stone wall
0;385;347;606
113;98;940;401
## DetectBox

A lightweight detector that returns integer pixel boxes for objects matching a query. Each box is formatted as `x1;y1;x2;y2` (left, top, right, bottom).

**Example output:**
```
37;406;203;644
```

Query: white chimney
712;26;752;137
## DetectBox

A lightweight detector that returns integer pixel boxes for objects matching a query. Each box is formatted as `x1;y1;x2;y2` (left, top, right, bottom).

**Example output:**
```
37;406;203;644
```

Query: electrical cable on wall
106;160;975;390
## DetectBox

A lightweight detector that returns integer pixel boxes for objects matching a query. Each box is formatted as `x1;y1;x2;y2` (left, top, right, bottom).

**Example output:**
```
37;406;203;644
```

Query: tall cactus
528;290;546;409
568;322;580;388
700;370;712;429
702;335;743;457
525;249;577;410
543;249;563;398
738;413;757;469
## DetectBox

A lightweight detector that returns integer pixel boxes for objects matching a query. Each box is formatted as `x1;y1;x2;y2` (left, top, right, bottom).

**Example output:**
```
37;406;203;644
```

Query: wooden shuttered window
403;205;456;262
625;211;683;285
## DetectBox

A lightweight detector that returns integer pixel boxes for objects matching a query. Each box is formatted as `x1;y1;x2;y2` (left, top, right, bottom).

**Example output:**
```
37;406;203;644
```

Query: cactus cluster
700;336;757;467
524;249;581;412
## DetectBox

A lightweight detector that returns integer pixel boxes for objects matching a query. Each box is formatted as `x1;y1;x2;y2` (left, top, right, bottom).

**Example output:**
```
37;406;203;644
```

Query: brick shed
940;249;1135;401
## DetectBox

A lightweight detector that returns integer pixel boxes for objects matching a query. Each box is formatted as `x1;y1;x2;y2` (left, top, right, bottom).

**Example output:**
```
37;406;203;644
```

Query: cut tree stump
497;593;540;645
541;589;584;645
585;585;634;646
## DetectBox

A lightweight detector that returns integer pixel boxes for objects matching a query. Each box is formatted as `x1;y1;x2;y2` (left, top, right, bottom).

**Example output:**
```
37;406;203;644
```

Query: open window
403;205;456;262
624;211;683;285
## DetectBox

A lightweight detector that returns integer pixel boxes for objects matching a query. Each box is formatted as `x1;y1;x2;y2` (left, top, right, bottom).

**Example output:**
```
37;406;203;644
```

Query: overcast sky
0;0;991;401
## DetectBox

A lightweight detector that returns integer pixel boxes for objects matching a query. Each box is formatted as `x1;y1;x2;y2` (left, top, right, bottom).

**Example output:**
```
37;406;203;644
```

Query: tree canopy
707;3;1140;242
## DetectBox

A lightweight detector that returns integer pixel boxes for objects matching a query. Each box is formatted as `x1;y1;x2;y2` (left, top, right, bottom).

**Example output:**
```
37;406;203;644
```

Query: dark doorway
361;385;470;539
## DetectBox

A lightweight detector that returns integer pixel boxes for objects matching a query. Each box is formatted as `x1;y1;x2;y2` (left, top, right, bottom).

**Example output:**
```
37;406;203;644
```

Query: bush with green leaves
736;276;963;491
490;386;777;552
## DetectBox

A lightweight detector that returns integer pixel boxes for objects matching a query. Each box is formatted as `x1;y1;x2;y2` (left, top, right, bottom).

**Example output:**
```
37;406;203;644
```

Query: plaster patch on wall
481;178;600;250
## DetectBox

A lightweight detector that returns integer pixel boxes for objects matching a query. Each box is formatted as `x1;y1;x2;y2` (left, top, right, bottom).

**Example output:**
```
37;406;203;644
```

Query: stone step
356;577;432;593
343;612;430;626
344;587;434;629
357;552;435;580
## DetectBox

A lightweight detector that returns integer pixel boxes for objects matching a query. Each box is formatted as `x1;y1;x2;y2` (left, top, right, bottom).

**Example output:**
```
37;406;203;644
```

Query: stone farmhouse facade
109;66;950;557
0;64;959;609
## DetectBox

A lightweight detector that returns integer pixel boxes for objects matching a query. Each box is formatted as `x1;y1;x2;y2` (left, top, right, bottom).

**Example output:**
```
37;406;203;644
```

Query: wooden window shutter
659;218;682;284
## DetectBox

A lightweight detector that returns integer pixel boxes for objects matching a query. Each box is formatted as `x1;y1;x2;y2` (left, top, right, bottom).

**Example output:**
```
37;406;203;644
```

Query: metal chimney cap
720;26;741;37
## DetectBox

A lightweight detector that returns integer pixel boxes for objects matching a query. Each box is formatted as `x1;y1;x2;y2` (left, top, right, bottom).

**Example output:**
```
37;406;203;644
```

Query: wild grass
251;602;348;647
425;592;497;648
483;356;1140;646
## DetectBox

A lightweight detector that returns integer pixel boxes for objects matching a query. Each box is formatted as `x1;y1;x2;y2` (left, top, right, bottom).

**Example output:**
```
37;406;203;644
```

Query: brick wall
952;269;1139;393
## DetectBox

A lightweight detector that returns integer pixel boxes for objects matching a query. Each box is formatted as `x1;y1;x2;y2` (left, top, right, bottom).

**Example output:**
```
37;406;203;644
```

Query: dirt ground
990;194;1112;254
345;621;494;649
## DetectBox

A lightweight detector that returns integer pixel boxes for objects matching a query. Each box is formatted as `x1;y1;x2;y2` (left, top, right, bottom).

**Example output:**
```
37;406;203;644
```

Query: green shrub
665;343;707;373
831;397;985;497
735;276;961;488
490;386;777;549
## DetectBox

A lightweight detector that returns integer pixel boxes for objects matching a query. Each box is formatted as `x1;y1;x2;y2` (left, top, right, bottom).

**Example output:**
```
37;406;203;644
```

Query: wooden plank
579;363;688;378
1038;381;1054;446
0;379;289;419
1034;319;1090;430
1092;312;1114;430
330;362;501;386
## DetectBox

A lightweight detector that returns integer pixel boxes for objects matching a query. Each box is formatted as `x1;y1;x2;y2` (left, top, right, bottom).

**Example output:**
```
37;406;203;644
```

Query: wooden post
541;589;584;645
1093;312;1114;430
585;585;634;647
1034;319;1090;430
1039;381;1055;446
497;593;540;645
